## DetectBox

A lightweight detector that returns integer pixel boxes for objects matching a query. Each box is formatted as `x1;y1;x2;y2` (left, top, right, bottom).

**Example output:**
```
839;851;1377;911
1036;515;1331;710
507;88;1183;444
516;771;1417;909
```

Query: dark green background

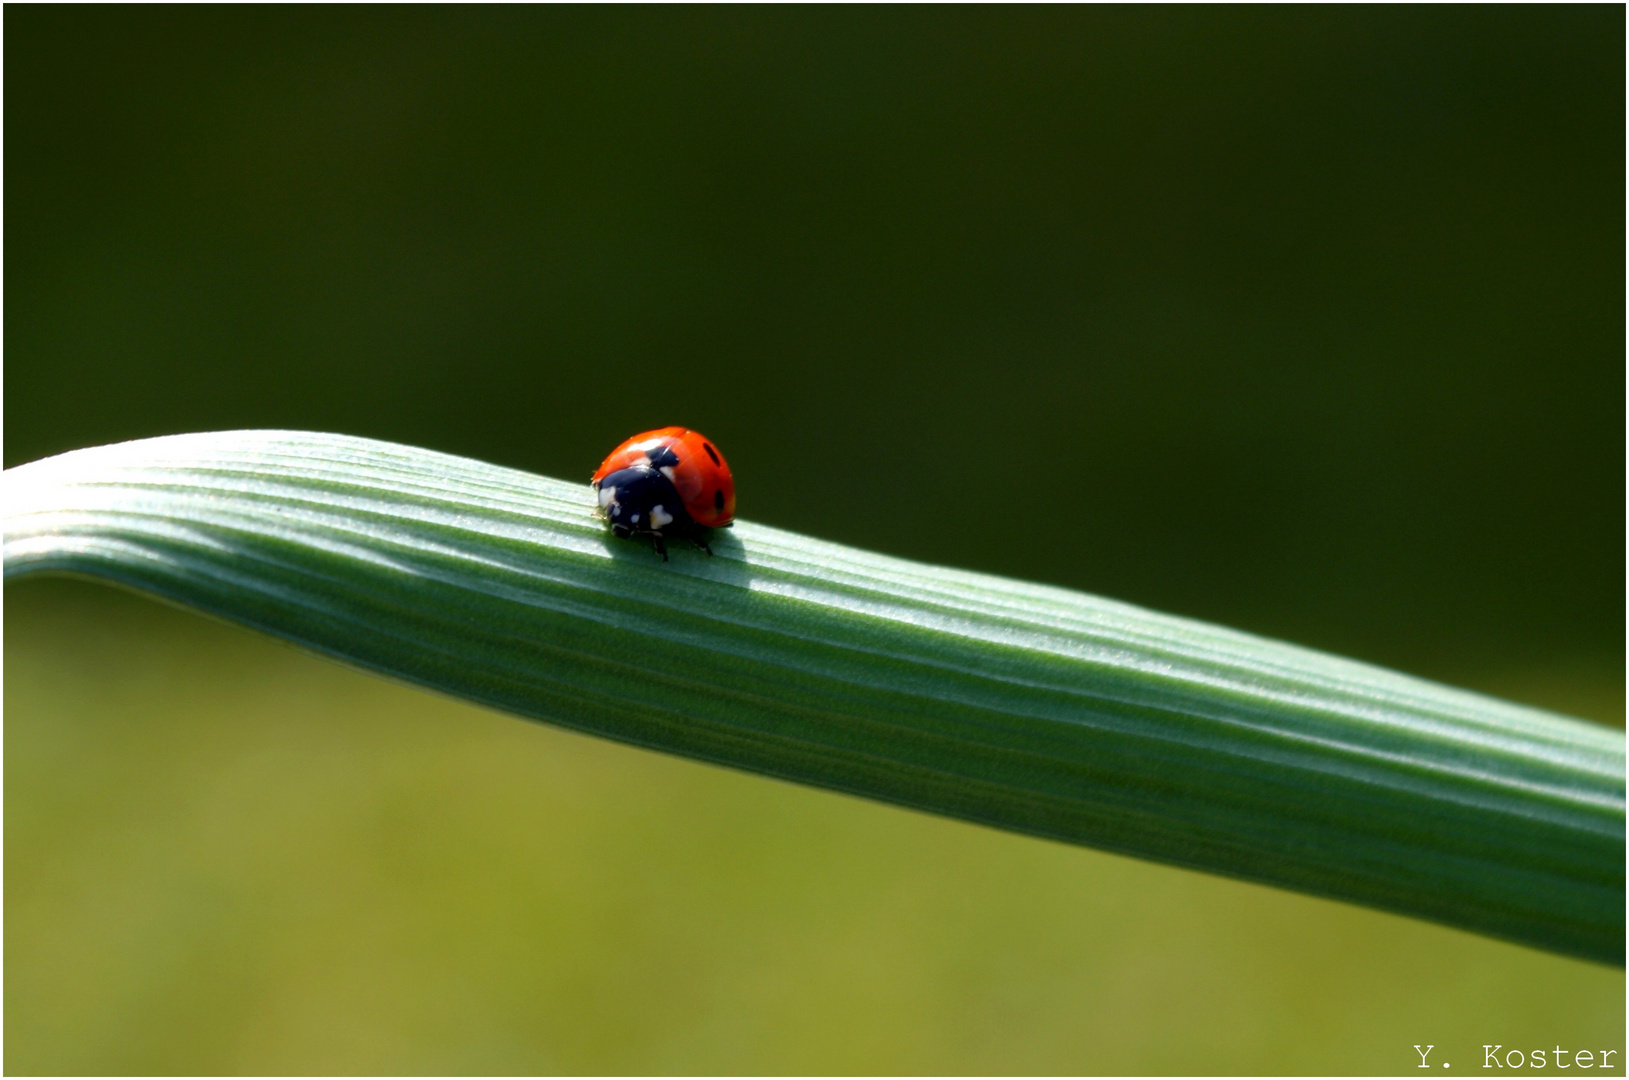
9;5;1623;677
7;8;1624;1074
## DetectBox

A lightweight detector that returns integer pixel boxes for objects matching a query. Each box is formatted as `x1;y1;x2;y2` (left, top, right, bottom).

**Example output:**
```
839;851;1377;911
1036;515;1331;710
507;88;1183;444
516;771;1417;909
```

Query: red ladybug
591;427;736;559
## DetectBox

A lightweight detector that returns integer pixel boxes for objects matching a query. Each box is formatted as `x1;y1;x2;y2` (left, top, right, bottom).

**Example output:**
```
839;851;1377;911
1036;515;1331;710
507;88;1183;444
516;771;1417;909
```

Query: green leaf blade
5;430;1622;963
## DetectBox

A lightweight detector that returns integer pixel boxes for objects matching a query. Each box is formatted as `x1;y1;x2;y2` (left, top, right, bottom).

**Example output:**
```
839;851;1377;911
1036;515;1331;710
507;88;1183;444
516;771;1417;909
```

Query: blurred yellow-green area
5;6;1623;1075
7;580;1625;1075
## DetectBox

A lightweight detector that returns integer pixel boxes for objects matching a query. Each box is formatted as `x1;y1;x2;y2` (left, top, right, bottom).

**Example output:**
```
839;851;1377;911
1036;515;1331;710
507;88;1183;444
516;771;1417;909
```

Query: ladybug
591;426;736;560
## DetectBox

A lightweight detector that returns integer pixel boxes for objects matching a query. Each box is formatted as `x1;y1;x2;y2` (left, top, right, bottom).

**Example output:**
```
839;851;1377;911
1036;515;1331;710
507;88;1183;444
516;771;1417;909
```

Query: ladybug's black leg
653;534;669;561
691;533;714;556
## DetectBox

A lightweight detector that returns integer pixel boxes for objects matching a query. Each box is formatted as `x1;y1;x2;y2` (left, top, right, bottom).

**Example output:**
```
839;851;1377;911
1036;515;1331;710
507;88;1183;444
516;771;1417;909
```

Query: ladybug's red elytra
591;427;735;560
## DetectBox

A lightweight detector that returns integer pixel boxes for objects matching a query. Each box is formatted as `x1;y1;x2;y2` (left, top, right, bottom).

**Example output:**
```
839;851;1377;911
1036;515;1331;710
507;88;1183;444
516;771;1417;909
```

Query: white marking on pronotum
658;466;677;483
597;485;617;507
630;512;641;523
650;504;673;529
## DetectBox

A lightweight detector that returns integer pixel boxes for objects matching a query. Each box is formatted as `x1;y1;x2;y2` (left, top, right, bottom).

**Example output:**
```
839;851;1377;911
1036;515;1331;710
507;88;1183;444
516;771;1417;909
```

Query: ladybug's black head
593;464;693;539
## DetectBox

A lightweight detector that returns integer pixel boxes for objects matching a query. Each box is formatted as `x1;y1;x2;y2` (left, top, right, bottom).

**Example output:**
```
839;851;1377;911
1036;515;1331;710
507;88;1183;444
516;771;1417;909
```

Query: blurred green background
6;7;1623;1074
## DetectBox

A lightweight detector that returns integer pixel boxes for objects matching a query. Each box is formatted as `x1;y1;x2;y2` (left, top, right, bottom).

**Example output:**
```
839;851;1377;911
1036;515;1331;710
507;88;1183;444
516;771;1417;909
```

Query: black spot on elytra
646;445;681;469
702;442;720;465
714;489;725;512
